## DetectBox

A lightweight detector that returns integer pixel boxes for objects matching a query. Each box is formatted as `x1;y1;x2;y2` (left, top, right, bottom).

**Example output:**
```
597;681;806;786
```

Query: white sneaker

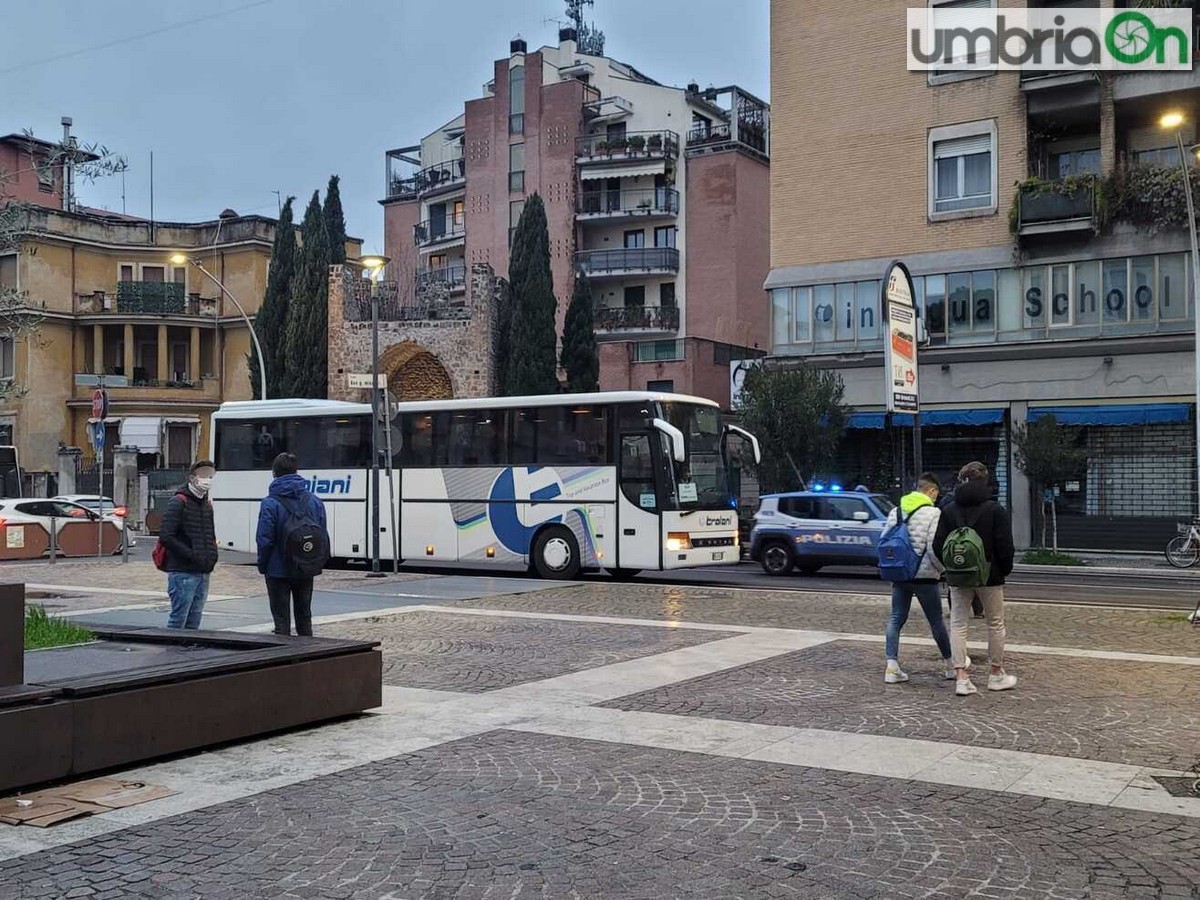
988;673;1017;692
955;678;977;697
884;661;909;684
943;655;971;680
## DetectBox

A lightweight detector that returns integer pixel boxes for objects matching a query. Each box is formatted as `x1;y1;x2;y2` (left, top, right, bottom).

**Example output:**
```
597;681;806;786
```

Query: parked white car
0;497;135;552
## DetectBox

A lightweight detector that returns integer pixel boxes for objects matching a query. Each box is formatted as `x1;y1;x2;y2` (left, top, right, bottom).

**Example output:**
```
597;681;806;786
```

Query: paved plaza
3;568;1200;898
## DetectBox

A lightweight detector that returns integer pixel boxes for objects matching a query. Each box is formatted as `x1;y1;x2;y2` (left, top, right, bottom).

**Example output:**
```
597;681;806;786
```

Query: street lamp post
170;254;267;401
1159;113;1200;518
361;255;390;578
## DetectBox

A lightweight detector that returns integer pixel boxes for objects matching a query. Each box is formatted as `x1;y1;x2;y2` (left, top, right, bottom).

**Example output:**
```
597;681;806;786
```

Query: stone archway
377;340;454;401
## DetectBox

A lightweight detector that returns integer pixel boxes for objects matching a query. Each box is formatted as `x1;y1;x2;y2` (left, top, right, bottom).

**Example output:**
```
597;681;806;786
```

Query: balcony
577;187;679;223
575;130;680;164
1015;179;1096;238
74;289;214;317
582;96;633;124
388;158;466;201
686;121;768;158
114;282;188;315
416;264;467;294
595;305;679;335
413;217;466;248
575;247;680;278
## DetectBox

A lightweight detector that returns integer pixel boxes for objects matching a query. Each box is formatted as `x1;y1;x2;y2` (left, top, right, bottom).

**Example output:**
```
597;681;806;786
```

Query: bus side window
619;434;655;509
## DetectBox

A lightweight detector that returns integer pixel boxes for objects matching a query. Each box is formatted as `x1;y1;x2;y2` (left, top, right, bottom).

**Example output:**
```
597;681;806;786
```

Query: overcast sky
1;0;769;254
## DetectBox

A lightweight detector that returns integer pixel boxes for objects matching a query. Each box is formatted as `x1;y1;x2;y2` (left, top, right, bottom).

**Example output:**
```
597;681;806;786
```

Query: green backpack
941;506;990;588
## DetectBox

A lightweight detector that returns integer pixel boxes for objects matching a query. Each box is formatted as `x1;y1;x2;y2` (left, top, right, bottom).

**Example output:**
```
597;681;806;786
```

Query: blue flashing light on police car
748;489;896;577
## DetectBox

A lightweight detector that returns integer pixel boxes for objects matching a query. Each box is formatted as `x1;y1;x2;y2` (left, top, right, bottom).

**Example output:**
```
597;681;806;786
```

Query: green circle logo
1106;11;1158;64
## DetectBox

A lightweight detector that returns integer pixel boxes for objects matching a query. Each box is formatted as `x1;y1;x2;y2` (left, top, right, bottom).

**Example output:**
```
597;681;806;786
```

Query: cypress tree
323;175;347;264
560;273;599;392
504;193;559;396
282;191;331;398
250;196;296;399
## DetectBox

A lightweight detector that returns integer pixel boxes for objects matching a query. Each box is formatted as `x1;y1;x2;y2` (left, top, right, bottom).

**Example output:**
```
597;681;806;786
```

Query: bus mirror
651;418;686;464
725;425;761;465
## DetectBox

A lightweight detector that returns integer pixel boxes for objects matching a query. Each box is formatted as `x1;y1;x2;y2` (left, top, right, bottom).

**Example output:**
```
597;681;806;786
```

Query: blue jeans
885;582;952;661
167;572;210;629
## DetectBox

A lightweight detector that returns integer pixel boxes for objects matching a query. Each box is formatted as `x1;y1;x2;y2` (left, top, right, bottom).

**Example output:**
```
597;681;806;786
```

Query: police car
748;486;896;576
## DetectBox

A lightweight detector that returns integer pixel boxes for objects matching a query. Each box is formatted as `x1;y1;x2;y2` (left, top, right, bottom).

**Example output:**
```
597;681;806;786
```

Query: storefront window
997;269;1022;334
1050;265;1071;328
1160;253;1188;321
771;288;791;347
1074;260;1101;328
835;282;855;342
972;270;996;334
1103;258;1129;325
1132;256;1155;322
813;284;835;343
924;274;946;345
794;287;811;341
855;281;880;342
947;272;971;337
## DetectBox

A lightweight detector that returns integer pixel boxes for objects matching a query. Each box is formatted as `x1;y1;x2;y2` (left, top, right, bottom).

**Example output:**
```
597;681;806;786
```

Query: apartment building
767;0;1197;551
379;27;770;406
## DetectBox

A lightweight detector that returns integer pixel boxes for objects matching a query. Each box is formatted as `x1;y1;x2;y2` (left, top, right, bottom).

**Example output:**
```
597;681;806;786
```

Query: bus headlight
666;532;691;552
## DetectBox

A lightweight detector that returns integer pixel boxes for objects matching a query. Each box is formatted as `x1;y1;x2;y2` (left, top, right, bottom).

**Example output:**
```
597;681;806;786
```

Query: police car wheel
760;541;794;576
533;526;581;580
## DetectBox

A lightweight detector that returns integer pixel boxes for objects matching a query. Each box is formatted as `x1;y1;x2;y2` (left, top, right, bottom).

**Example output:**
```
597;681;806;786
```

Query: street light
170;253;268;401
360;255;390;577
1158;112;1200;518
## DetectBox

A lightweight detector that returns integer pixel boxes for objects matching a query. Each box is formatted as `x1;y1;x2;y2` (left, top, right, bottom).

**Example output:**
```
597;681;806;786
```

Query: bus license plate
712;551;724;561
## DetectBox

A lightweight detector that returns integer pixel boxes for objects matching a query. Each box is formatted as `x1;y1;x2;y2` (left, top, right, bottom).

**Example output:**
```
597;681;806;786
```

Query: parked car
54;495;137;548
0;497;134;553
748;488;895;576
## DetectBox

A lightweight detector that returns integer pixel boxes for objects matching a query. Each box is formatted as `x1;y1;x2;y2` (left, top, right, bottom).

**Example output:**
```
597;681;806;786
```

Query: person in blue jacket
256;452;327;636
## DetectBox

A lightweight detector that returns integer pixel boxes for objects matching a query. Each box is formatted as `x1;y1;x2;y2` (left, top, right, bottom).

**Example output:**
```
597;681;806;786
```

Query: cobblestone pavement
603;640;1200;771
5;560;425;613
321;610;739;692
460;583;1200;656
5;731;1200;900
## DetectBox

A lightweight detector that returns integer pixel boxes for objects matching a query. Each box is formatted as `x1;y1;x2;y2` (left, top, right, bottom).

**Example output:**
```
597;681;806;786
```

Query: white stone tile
1111;783;1200;819
743;728;955;779
1006;756;1143;805
911;745;1038;792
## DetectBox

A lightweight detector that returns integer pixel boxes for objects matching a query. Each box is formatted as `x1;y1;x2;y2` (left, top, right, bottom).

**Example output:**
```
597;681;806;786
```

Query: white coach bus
209;391;760;579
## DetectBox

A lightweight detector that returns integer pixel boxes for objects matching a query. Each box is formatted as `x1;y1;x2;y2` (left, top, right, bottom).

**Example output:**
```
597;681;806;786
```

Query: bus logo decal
308;475;352;495
487;467;564;555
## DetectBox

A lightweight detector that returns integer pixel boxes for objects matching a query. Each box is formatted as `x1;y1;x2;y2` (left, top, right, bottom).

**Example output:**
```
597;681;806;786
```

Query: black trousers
266;576;314;636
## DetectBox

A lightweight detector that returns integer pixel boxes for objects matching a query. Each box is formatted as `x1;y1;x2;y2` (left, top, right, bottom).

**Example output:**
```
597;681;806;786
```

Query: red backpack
152;491;190;571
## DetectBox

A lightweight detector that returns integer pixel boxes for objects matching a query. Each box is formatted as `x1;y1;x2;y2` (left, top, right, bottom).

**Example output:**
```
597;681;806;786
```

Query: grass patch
24;605;92;650
1021;548;1085;566
1151;613;1191;625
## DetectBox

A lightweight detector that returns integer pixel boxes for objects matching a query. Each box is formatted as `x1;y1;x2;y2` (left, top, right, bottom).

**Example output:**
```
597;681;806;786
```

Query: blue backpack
877;508;922;582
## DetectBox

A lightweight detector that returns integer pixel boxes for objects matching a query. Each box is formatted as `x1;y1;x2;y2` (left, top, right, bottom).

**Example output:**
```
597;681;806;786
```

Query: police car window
821;496;869;521
779;497;816;519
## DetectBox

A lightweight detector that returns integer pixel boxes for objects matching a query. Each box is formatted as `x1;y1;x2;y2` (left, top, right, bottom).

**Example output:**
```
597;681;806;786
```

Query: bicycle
1165;518;1200;569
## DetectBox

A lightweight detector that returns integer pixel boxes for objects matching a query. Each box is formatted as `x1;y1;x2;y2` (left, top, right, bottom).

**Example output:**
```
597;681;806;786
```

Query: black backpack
277;494;330;577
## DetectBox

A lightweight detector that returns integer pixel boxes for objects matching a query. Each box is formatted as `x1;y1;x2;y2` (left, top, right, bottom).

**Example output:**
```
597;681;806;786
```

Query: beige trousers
949;585;1006;670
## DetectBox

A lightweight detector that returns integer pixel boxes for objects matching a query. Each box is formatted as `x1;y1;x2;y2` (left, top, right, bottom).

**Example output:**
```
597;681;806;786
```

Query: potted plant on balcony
594;139;608;157
627;134;646;155
647;133;663;154
609;136;628;156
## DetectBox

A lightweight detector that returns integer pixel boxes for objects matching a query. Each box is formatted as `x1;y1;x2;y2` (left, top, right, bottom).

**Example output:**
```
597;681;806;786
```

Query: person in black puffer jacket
160;459;219;629
933;461;1016;696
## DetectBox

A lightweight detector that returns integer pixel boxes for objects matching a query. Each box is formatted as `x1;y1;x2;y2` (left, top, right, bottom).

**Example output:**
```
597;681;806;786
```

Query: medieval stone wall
327;263;508;403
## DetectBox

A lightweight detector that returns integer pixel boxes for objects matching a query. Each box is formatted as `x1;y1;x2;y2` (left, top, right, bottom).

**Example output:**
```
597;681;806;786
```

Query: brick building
766;0;1199;551
374;27;770;407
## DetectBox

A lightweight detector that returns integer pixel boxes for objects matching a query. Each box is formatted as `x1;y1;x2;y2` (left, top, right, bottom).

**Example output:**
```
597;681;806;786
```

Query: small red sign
91;389;108;421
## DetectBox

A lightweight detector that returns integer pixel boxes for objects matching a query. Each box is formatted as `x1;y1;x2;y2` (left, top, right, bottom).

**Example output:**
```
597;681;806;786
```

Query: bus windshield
660;402;733;510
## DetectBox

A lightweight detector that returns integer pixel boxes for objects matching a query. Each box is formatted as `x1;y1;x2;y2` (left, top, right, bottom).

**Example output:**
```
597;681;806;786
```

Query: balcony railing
416;264;467;292
575;247;680;277
413;217;466;247
686;122;768;156
343;280;470;323
388;158;466;200
115;281;187;315
1016;179;1096;236
575;130;680;161
578;187;679;218
596;305;680;333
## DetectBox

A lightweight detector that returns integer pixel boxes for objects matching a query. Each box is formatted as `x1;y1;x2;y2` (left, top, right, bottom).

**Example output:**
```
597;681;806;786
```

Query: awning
847;409;1005;429
1029;403;1192;426
119;416;162;453
579;161;666;181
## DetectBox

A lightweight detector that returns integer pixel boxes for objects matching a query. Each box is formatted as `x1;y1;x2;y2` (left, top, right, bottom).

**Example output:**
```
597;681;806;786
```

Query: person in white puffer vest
882;472;957;685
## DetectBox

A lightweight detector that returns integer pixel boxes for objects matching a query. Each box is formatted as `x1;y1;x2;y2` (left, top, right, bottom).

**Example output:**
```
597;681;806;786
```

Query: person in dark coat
934;461;1017;696
160;459;219;629
937;483;985;619
256;452;327;637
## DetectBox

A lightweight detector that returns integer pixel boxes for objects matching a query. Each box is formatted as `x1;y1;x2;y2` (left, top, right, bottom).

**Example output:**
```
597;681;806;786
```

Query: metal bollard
122;524;129;564
48;516;57;565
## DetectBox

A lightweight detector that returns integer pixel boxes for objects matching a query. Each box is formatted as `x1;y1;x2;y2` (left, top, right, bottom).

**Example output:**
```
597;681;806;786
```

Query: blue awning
1029;404;1192;426
847;409;1004;429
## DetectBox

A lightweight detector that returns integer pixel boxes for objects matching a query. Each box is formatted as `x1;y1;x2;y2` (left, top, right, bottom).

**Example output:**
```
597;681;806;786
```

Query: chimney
686;82;700;95
559;27;578;44
61;116;75;213
510;36;527;54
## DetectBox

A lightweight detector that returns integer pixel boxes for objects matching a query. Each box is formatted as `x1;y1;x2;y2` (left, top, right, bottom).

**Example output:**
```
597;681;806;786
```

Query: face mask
192;476;213;493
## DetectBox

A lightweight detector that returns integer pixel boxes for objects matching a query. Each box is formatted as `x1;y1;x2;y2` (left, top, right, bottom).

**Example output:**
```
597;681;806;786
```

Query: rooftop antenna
565;0;604;55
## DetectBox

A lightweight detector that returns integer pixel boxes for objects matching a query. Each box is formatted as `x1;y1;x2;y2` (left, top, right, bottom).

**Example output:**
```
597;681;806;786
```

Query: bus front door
616;433;662;570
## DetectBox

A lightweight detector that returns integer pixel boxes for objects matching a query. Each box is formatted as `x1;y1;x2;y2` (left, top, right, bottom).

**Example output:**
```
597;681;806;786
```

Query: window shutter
934;134;991;159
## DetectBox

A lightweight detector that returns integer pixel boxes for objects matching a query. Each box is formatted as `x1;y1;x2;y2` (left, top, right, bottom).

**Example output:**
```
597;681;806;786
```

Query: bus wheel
532;526;581;580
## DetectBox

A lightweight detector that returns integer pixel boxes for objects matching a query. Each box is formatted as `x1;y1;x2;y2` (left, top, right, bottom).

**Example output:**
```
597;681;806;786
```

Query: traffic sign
91;389;108;421
90;421;105;452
